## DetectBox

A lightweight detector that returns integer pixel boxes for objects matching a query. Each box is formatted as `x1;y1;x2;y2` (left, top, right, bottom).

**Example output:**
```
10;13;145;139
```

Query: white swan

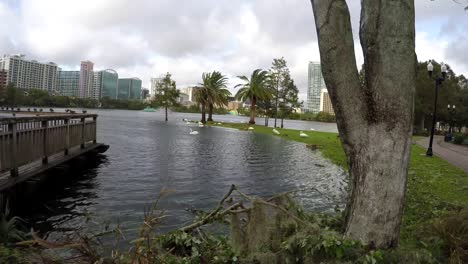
310;128;316;131
272;128;280;135
299;131;309;138
248;126;254;130
190;128;199;135
198;121;204;127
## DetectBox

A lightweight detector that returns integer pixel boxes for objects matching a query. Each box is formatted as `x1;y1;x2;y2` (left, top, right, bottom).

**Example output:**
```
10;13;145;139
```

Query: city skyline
0;1;467;102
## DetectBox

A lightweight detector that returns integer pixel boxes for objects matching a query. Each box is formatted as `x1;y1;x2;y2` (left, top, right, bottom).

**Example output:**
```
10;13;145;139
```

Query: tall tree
200;71;231;122
268;57;290;128
278;76;300;128
310;1;416;248
153;73;180;122
235;69;271;124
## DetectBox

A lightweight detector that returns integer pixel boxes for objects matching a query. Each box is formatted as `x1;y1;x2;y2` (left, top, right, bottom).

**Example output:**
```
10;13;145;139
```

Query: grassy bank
210;122;468;245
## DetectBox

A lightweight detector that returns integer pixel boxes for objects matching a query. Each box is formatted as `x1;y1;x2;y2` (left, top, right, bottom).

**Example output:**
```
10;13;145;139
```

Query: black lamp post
426;61;447;157
447;104;456;134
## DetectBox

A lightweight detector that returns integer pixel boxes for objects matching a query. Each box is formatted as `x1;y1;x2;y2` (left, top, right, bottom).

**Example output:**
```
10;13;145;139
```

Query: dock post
93;116;97;144
9;122;18;177
64;118;70;155
42;120;48;164
81;117;85;149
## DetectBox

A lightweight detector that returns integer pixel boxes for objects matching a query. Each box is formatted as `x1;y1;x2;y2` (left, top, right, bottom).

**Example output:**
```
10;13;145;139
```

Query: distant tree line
413;61;468;134
0;84;147;110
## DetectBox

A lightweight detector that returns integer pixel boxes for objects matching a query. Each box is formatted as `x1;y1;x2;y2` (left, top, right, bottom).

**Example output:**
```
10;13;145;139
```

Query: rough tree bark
208;103;214;122
249;96;257;124
201;103;207;124
310;0;416;248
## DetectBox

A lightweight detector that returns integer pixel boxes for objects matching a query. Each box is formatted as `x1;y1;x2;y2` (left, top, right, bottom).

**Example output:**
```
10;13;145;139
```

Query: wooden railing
0;114;97;177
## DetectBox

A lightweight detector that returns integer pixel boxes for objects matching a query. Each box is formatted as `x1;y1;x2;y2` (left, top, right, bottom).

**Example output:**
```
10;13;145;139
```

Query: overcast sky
0;0;467;101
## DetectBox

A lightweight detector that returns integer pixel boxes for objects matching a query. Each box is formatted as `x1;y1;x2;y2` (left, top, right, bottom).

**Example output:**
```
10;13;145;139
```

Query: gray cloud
0;0;467;98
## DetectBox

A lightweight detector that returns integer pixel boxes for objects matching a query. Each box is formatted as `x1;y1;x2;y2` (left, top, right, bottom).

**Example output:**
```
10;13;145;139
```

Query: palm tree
200;71;231;122
193;86;209;123
235;69;271;124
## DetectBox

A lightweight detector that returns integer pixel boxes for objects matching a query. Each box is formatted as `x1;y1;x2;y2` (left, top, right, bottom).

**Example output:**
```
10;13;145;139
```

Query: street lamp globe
427;61;434;77
441;62;447;78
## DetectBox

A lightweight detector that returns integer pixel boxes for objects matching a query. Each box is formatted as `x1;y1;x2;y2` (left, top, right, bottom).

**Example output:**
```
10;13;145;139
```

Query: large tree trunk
201;103;206;124
208;103;214;122
249;97;257;124
310;0;416;248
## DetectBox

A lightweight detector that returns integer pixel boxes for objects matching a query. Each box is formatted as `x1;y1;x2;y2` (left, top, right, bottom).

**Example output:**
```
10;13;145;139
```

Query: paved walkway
416;136;468;173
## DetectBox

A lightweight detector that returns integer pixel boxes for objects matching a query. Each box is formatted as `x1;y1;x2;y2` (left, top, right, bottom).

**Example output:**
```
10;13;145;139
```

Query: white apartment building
0;54;59;92
179;86;196;102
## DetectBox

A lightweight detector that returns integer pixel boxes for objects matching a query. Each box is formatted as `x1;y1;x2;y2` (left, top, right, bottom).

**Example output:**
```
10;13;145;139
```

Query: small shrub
453;134;465;145
419;209;468;263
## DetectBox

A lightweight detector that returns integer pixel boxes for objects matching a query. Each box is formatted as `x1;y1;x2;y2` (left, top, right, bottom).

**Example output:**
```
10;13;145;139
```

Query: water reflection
5;154;108;237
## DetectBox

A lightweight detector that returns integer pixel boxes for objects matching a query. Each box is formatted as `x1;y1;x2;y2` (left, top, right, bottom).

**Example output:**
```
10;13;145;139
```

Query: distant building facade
228;101;242;110
79;60;94;98
179;86;196;102
307;61;325;113
58;71;80;97
0;54;59;92
118;78;142;100
93;69;118;99
150;77;162;96
319;88;335;115
178;93;190;103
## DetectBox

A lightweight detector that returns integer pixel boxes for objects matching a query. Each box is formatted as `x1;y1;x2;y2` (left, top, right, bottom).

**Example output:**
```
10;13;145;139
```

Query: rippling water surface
8;110;346;240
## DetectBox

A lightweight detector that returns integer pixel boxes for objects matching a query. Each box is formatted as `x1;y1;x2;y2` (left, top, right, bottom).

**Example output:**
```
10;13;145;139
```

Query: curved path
416;136;468;173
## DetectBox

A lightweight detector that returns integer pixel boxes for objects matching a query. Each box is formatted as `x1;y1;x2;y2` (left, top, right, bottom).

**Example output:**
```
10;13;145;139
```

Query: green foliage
417;209;468;263
152;72;180;108
296;111;336;123
453;134;465;145
153;231;238;263
235;69;271;124
101;97;147;110
315;111;336;122
0;85;147;110
0;206;26;246
0;245;26;263
172;105;228;115
198;71;231;121
414;61;468;132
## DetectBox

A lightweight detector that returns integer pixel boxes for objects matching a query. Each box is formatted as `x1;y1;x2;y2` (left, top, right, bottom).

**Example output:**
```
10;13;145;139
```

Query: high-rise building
58;71;80;97
79;60;94;98
93;69;118;100
118;78;142;100
0;54;59;92
307;61;325;113
320;88;335;115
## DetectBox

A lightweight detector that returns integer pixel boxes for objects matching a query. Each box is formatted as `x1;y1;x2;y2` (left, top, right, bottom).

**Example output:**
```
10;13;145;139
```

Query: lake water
5;109;346;241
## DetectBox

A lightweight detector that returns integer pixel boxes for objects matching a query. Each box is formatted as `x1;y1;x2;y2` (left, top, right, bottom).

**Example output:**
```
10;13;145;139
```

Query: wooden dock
0;112;107;191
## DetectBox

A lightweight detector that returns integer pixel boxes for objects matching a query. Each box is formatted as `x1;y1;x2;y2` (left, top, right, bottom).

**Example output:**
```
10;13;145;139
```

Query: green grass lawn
210;122;468;245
